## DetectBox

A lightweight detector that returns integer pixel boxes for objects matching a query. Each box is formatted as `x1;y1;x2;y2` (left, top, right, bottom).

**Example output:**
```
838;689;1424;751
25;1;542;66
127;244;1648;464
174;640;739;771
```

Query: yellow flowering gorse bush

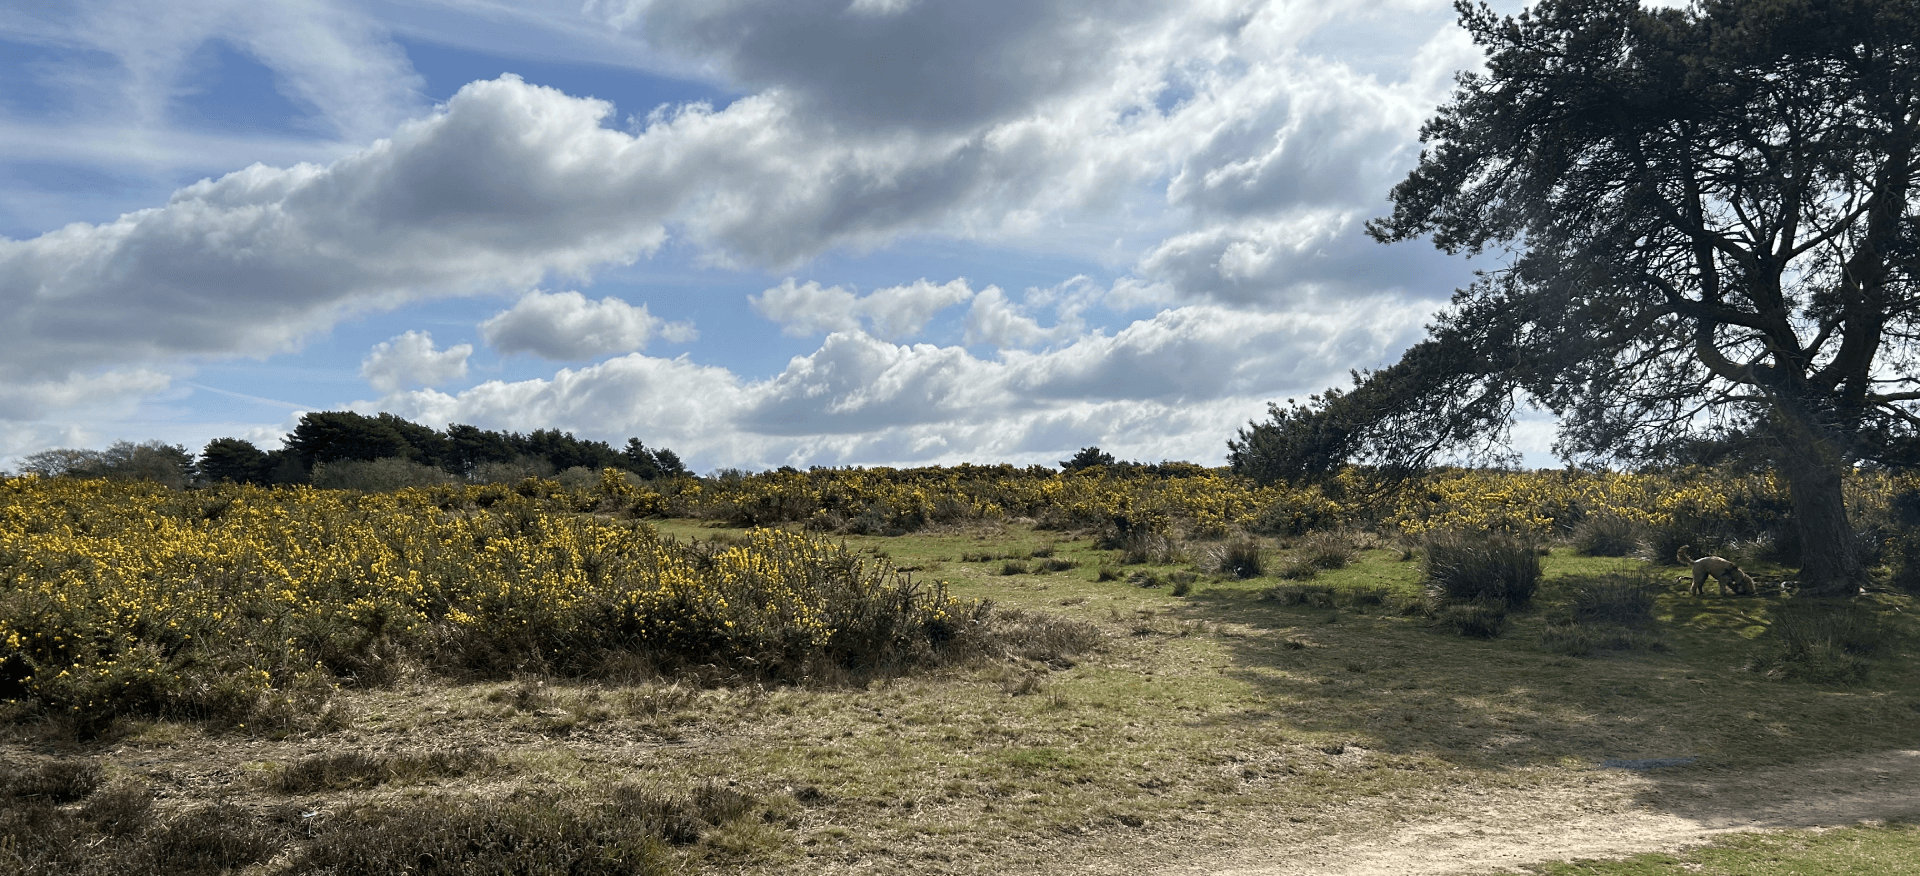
0;475;972;733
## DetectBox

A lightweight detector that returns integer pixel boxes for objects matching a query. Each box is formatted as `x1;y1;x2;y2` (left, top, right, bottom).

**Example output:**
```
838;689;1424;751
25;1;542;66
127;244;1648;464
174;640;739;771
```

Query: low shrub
265;747;500;794
1295;531;1359;571
1539;623;1666;657
2;757;104;803
1566;574;1661;626
1423;530;1542;609
1207;538;1265;579
1431;599;1508;638
1118;530;1185;565
0;480;993;733
1746;600;1889;685
1645;522;1732;569
1572;514;1641;557
0;791;278;876
310;457;459;491
297;783;748;875
1261;583;1337;608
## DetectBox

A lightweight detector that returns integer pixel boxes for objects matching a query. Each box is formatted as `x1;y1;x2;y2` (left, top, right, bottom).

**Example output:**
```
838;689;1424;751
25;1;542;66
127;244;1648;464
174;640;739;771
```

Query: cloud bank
0;0;1491;468
373;298;1429;469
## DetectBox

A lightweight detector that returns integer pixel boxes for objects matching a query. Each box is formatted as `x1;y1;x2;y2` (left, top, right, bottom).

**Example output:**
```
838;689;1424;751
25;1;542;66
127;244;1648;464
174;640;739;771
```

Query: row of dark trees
1058;446;1208;478
18;411;689;487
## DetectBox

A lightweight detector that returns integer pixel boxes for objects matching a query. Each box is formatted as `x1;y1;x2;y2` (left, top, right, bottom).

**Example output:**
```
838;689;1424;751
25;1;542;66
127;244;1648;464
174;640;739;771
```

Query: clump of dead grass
1746;599;1892;685
299;781;764;875
1204;537;1266;579
263;747;502;794
1;764;278;876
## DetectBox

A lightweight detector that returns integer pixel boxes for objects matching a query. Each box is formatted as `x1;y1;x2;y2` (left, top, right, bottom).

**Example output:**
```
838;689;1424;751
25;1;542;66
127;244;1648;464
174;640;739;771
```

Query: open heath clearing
3;470;1919;875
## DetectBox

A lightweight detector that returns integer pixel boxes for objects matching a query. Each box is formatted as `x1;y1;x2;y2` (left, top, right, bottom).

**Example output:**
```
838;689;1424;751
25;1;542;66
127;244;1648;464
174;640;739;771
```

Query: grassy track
1504;821;1920;875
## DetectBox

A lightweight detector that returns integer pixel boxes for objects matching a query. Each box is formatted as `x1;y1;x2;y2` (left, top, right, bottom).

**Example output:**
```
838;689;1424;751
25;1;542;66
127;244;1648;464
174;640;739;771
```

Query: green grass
1511;821;1920;875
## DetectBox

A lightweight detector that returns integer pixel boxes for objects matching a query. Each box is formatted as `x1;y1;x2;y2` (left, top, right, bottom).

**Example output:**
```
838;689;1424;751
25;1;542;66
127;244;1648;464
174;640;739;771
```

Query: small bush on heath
1261;583;1337;608
1539;623;1666;657
1566;574;1661;626
1208;538;1265;579
1432;600;1509;639
1423;530;1542;609
1746;600;1889;685
1572;514;1641;557
1295;531;1358;571
311;457;459;491
1118;530;1185;565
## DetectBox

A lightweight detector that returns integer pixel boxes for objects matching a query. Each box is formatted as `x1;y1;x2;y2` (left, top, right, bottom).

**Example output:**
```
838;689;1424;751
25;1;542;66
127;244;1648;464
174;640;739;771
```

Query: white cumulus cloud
481;289;694;360
751;277;973;341
360;330;472;393
371;301;1431;470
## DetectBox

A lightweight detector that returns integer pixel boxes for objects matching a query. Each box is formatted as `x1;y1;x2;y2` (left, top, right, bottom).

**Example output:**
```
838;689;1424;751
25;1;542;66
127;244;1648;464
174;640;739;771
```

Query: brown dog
1676;545;1757;596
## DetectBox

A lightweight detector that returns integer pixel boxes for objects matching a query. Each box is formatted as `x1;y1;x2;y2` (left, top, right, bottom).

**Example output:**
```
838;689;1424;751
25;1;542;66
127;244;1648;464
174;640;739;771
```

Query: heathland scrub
7;519;1920;875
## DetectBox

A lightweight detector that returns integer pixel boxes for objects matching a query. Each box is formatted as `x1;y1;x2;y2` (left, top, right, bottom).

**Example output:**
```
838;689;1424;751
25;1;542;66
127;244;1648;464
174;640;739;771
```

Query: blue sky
0;0;1539;474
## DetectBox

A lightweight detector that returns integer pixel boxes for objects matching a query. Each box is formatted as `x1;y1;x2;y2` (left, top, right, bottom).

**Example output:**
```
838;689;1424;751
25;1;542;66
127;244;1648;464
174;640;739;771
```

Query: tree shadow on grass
1166;584;1913;779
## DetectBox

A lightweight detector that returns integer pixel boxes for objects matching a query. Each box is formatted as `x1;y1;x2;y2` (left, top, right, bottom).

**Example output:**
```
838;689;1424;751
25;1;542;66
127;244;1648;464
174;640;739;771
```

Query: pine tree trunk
1776;426;1863;597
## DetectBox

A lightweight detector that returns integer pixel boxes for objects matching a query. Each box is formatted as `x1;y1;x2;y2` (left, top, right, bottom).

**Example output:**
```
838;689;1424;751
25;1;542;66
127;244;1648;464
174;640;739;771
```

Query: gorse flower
0;477;972;730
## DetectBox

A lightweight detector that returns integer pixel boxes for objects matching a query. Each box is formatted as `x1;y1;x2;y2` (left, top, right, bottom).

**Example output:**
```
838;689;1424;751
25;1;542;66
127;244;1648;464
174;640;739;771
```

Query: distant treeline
12;411;688;488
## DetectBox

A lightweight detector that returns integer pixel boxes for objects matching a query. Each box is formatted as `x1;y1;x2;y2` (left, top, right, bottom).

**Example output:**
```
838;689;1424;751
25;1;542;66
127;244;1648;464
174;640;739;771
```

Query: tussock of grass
300;782;760;875
264;747;501;794
1116;530;1185;565
1;757;104;802
1746;600;1892;684
1262;582;1338;608
977;607;1104;666
1430;599;1509;638
1272;531;1362;580
1424;530;1543;609
1567;573;1662;626
0;788;277;876
1539;623;1667;657
1205;538;1265;579
1572;514;1642;557
1295;531;1359;571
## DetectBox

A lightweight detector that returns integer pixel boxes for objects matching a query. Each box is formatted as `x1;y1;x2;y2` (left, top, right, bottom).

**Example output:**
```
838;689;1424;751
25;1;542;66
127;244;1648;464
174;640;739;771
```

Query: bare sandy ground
1150;750;1920;876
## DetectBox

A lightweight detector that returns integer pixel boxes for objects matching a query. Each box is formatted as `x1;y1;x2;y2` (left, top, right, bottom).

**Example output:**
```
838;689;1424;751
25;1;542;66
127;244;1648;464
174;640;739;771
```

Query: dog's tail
1676;544;1695;565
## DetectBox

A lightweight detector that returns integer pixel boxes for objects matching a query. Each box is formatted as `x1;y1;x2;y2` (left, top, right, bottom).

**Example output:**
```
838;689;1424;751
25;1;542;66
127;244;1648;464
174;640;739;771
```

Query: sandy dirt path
1149;750;1920;876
